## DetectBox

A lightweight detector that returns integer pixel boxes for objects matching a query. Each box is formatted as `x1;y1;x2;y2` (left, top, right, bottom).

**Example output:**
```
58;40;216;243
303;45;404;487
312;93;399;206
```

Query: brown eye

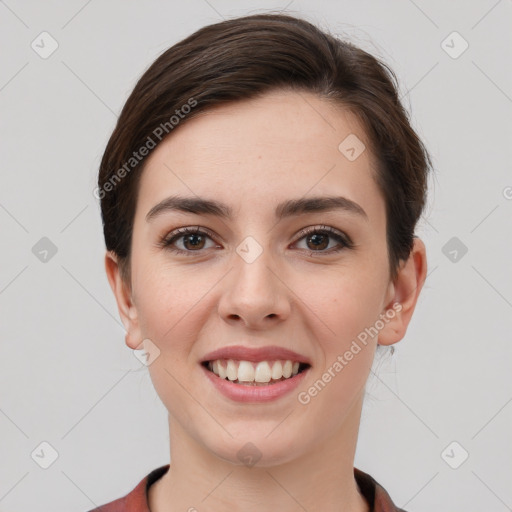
160;226;218;255
305;232;329;251
293;226;353;253
181;233;206;250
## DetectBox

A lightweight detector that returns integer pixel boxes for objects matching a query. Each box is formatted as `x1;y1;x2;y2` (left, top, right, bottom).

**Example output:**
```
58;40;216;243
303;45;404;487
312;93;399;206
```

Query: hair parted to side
98;12;433;285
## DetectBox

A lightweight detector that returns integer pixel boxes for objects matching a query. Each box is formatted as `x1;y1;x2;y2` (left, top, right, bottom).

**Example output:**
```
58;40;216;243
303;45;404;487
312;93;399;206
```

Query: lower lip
200;363;310;403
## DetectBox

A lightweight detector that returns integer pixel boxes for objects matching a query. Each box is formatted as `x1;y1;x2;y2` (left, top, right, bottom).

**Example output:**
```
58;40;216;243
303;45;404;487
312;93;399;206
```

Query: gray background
1;1;511;510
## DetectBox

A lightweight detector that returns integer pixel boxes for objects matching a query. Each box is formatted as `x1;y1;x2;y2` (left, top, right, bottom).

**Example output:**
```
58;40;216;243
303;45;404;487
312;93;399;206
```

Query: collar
89;464;407;512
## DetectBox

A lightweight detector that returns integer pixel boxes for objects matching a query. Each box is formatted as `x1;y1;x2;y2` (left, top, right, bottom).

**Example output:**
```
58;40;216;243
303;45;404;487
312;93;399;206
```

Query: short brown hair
98;12;432;283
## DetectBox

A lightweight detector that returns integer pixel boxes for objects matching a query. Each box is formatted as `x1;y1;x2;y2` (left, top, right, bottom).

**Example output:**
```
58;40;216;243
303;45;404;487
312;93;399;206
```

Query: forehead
136;90;385;224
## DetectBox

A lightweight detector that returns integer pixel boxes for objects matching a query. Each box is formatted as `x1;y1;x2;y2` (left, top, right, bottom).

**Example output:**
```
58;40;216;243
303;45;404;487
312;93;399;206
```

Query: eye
159;226;219;255
292;225;353;254
159;224;353;256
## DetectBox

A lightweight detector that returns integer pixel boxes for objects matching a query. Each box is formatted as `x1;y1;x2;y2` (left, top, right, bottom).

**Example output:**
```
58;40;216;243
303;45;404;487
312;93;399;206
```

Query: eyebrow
145;194;368;222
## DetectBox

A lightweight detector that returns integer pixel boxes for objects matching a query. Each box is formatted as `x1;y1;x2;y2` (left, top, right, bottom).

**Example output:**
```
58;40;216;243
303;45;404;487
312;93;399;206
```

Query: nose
217;242;291;330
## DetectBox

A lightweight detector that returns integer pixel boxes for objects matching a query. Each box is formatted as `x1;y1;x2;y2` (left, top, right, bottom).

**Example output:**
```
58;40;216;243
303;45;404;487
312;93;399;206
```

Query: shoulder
354;467;408;512
86;464;170;512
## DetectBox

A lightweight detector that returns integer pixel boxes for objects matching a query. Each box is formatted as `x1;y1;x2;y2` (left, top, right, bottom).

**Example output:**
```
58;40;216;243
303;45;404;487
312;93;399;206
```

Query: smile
203;359;310;385
200;360;311;403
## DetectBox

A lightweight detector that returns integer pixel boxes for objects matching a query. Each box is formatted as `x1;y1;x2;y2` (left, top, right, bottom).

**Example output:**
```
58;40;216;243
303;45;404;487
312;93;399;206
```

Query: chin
207;434;305;469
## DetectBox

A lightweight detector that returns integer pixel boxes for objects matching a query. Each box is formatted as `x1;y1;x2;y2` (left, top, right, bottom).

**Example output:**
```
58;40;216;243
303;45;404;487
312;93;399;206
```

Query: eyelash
158;225;354;256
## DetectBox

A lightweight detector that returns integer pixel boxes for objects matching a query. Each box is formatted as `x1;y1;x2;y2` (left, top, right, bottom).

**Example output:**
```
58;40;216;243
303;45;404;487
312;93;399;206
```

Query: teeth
207;359;304;384
282;360;293;378
226;359;238;381
271;361;282;380
254;361;272;383
238;361;255;382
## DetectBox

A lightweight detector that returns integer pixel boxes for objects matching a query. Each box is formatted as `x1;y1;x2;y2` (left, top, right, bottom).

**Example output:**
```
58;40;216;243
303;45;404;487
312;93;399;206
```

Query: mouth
201;359;311;386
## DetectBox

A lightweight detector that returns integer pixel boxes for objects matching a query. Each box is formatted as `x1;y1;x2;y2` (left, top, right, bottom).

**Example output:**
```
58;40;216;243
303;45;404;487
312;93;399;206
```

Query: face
108;89;412;466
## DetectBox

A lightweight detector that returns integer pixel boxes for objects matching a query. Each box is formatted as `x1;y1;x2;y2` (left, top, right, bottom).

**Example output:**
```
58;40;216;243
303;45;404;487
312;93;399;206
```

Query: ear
378;237;428;346
104;251;143;350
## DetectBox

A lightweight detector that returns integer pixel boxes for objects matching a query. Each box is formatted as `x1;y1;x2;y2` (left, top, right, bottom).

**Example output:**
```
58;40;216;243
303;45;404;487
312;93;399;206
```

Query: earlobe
104;251;142;350
377;237;428;346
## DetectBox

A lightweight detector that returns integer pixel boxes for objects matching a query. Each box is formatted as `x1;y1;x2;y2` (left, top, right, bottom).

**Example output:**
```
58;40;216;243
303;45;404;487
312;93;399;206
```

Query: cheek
133;266;205;412
301;263;386;346
132;255;207;339
298;275;380;416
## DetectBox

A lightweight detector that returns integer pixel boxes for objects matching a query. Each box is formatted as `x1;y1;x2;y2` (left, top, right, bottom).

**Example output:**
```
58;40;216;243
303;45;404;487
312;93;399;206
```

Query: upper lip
200;345;312;365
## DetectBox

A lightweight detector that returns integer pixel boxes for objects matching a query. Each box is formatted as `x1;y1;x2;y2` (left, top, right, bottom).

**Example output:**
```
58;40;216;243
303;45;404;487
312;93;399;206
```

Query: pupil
185;234;204;249
308;233;328;250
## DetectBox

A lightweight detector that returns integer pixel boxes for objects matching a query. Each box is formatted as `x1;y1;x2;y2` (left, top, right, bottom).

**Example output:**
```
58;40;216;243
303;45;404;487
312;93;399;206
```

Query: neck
149;394;370;512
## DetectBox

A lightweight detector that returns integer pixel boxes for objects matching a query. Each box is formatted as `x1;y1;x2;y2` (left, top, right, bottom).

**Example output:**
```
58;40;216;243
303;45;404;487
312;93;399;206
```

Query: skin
105;89;427;512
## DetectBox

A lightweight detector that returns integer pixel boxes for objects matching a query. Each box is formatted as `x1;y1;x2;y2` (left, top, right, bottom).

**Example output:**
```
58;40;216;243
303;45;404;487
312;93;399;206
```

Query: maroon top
88;464;407;512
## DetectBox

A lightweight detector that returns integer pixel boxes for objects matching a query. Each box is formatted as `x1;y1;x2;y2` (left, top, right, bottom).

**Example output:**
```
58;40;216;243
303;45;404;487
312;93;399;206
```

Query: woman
91;12;430;512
